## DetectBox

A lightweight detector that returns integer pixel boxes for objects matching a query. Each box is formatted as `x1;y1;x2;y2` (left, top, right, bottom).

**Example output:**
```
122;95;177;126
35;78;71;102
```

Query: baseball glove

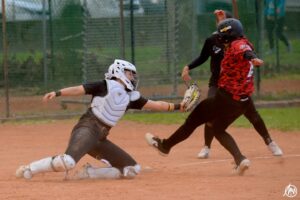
182;83;201;112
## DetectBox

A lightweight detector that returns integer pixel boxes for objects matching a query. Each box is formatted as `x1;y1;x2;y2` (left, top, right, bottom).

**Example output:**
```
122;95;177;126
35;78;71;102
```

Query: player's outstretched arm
43;85;85;102
142;100;183;112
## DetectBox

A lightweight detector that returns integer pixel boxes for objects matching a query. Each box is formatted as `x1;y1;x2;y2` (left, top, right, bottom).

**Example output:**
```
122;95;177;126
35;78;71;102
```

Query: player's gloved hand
181;83;201;112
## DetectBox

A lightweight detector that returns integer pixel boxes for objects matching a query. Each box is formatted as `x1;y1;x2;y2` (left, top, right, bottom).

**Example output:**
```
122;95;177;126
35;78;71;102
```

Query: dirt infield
1;120;299;200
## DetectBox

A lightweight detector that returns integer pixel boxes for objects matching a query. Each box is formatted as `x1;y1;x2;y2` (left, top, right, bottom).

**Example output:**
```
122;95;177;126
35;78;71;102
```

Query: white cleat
197;146;210;159
233;159;250;176
145;133;169;155
16;165;33;179
145;133;157;147
268;141;283;156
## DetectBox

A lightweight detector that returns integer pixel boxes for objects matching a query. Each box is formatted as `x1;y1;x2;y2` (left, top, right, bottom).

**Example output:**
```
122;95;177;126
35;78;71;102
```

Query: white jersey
91;80;129;127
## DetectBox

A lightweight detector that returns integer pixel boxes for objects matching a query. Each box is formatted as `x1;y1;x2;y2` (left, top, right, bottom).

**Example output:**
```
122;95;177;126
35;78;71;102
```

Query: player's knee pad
51;154;76;172
123;164;141;179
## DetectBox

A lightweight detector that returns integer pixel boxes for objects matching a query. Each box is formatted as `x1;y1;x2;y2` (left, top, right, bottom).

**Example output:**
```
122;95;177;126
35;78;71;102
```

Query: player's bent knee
123;164;141;179
52;154;76;172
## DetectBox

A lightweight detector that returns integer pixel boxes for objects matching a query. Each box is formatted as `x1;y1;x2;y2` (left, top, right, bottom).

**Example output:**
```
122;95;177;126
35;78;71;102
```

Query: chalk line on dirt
175;154;300;167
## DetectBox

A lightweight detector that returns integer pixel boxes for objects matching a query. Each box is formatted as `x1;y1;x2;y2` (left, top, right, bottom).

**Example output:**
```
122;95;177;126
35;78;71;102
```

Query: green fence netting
0;0;299;119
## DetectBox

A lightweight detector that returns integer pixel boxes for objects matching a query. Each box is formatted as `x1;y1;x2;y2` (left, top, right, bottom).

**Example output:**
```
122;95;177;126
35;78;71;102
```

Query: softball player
182;10;282;159
16;59;182;180
146;18;265;175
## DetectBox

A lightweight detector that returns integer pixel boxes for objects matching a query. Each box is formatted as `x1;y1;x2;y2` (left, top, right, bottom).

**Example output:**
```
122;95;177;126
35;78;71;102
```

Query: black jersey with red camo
218;38;255;97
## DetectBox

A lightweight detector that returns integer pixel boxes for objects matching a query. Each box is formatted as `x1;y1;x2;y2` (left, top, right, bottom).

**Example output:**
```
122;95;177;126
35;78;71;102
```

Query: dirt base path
0;120;299;200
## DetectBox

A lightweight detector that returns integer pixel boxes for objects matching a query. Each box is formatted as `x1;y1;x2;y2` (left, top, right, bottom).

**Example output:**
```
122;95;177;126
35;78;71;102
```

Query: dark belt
219;88;249;102
97;118;111;130
93;115;112;140
87;108;112;131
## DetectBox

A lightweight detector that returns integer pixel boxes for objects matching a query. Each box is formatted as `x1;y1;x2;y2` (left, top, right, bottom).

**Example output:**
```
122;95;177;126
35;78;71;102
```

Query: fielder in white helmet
105;59;138;91
16;59;183;180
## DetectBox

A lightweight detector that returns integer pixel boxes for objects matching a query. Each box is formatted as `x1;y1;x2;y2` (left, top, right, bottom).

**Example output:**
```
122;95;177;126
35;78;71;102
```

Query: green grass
233;107;300;131
261;73;300;80
2;107;299;132
123;112;187;125
123;107;300;132
0;51;43;63
263;39;300;67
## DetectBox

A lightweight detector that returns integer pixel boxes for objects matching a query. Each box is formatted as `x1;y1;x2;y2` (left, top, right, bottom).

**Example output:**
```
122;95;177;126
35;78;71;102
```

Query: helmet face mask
105;59;138;91
129;70;139;90
124;68;139;90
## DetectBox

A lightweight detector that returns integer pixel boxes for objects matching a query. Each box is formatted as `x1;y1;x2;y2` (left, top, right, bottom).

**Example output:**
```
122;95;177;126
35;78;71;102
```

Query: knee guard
123;164;141;179
51;154;76;172
26;154;76;178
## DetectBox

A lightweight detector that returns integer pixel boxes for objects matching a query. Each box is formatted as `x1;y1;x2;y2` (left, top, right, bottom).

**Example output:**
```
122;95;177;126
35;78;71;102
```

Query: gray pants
65;109;137;172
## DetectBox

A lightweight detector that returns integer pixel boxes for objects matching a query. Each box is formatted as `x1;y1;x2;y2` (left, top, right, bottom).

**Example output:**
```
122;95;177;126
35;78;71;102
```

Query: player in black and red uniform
146;18;266;175
182;10;282;159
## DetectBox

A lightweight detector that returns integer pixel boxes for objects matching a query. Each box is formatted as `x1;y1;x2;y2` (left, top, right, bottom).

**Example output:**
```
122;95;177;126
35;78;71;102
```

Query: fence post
130;0;135;64
82;0;88;83
255;0;264;96
48;0;54;79
172;0;179;96
42;0;48;89
2;0;10;118
119;0;125;59
191;0;198;59
274;0;280;72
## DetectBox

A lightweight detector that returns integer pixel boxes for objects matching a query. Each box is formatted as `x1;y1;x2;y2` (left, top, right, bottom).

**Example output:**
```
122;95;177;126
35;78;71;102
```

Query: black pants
65;109;137;172
204;86;272;148
163;88;250;165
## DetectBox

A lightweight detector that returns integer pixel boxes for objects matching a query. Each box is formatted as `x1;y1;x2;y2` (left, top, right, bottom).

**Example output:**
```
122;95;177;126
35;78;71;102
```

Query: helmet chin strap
117;79;126;89
117;78;136;92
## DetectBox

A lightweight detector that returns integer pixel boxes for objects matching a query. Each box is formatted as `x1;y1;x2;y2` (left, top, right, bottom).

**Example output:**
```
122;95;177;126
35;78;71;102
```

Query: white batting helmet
105;59;138;91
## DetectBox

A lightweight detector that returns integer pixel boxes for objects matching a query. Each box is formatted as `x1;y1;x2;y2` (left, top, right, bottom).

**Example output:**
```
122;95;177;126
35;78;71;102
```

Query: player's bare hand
251;58;264;66
43;91;56;102
214;9;226;23
181;66;191;82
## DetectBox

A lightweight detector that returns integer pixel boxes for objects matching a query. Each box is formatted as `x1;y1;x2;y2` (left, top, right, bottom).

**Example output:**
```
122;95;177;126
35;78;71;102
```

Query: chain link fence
0;0;300;119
